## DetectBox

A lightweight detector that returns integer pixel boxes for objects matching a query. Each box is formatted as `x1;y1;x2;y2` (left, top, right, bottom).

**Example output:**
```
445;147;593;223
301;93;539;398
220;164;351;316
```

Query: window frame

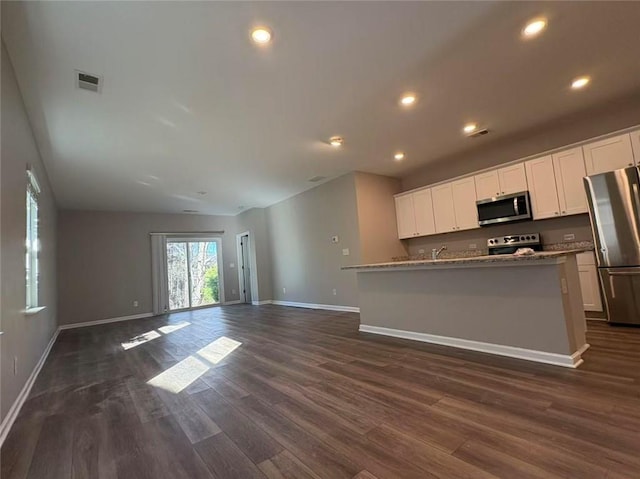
26;167;41;310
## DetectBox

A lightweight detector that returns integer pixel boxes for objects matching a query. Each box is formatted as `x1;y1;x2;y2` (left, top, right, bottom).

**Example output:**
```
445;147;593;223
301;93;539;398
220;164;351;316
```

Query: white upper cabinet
583;133;635;175
552;147;588;216
525;155;561;220
395;194;417;239
475;164;527;200
451;177;479;231
474;170;501;200
432;183;457;233
498;163;528;196
413;189;436;237
631;130;640;163
394;190;436;239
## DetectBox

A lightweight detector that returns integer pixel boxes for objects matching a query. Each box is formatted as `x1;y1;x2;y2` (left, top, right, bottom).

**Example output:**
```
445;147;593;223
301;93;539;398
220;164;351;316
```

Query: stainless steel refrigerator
584;166;640;325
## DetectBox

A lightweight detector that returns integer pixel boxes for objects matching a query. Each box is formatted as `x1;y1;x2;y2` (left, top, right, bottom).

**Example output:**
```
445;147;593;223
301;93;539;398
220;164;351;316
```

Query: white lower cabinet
577;252;603;312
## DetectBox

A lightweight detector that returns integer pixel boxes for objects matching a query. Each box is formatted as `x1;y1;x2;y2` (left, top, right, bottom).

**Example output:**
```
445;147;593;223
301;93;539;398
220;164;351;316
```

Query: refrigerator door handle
607;271;640;276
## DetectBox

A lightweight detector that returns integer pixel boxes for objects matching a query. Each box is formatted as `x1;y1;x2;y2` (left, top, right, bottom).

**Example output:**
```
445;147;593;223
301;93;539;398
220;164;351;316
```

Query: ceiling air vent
76;70;102;93
308;176;326;183
467;128;489;139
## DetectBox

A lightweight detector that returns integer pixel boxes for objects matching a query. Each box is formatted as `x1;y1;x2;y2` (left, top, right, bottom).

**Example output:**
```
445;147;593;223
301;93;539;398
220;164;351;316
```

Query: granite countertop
342;248;592;271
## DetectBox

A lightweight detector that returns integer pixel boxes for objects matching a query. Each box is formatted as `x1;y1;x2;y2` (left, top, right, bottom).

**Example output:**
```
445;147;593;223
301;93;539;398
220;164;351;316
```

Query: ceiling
3;1;640;215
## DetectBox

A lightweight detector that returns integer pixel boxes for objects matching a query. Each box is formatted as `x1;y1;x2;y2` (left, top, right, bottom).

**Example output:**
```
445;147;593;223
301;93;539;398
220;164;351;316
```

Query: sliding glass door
166;239;222;311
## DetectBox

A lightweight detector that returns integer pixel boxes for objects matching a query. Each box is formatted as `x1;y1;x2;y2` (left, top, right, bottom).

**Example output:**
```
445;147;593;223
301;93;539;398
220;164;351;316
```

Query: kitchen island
343;250;590;368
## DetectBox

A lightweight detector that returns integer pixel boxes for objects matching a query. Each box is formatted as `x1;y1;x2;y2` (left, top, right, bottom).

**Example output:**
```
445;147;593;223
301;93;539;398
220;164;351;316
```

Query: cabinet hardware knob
562;211;566;214
629;163;633;167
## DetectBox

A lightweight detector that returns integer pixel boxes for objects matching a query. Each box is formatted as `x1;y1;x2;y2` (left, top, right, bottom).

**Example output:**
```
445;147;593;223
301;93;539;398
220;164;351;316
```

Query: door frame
166;236;225;312
236;231;258;304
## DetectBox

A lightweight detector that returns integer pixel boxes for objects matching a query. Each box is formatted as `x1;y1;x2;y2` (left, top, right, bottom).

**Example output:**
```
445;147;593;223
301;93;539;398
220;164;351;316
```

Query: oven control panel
487;233;540;247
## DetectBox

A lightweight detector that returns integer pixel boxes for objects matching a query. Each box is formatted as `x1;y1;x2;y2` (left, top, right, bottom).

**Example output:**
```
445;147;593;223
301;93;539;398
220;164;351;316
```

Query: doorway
166;239;223;311
239;234;252;303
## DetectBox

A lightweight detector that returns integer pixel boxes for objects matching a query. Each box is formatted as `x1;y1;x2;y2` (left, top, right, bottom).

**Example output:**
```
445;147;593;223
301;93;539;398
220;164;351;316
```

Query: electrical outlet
563;233;575;242
418;249;425;254
331;236;339;244
469;243;477;249
133;300;139;308
342;248;350;256
230;263;235;268
14;357;18;376
283;287;286;294
232;289;236;295
332;288;337;296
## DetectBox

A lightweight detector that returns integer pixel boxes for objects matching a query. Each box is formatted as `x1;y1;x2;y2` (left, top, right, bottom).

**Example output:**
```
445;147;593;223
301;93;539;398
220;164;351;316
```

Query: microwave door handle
513;197;519;215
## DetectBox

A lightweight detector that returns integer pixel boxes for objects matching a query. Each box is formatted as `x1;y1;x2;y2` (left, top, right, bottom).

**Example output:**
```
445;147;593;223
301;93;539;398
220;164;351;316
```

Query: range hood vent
76;70;102;93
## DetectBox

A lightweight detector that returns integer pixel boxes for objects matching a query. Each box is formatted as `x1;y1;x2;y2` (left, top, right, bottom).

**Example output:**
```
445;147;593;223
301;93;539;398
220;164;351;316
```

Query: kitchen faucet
431;245;447;260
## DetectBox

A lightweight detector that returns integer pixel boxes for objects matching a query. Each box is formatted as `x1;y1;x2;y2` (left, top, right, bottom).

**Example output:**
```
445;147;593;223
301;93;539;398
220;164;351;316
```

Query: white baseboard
0;328;59;448
252;300;273;306
58;312;154;330
359;324;589;368
223;300;242;306
272;300;360;313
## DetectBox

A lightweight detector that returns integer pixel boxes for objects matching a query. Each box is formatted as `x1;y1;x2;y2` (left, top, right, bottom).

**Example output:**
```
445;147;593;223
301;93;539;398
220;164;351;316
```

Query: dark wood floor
2;305;640;479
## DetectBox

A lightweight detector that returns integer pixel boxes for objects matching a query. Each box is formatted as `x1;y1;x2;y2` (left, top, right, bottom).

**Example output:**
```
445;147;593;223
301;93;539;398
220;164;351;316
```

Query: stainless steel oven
477;191;532;226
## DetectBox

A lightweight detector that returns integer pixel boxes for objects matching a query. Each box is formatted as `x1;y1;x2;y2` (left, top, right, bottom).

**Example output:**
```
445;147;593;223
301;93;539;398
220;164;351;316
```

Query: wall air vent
76;70;102;93
308;176;326;183
467;128;489;138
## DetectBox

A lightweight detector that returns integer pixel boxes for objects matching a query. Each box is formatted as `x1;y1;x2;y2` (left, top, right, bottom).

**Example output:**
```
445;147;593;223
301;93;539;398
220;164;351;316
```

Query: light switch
563;234;575;242
342;248;350;256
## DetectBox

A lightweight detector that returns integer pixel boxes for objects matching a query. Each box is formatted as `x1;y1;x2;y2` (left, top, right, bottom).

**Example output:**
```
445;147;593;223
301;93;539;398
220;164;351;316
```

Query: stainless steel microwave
476;191;532;226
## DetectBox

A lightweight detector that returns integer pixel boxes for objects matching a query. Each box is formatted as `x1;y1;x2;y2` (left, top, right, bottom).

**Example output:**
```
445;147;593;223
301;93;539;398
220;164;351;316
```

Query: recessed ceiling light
522;18;547;38
251;27;272;45
463;123;478;134
571;76;590;90
394;152;405;161
329;136;344;147
400;94;417;106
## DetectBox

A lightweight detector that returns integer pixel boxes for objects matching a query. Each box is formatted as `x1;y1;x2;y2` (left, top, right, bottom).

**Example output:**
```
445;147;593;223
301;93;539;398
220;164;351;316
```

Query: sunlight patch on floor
147;356;210;393
158;321;191;334
147;336;242;393
121;321;192;350
196;336;242;365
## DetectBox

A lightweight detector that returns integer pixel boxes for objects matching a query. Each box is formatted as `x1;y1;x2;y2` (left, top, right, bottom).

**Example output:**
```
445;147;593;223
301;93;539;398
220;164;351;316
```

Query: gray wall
354;172;407;263
266;173;361;307
235;208;273;302
57;211;240;325
1;42;58;421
